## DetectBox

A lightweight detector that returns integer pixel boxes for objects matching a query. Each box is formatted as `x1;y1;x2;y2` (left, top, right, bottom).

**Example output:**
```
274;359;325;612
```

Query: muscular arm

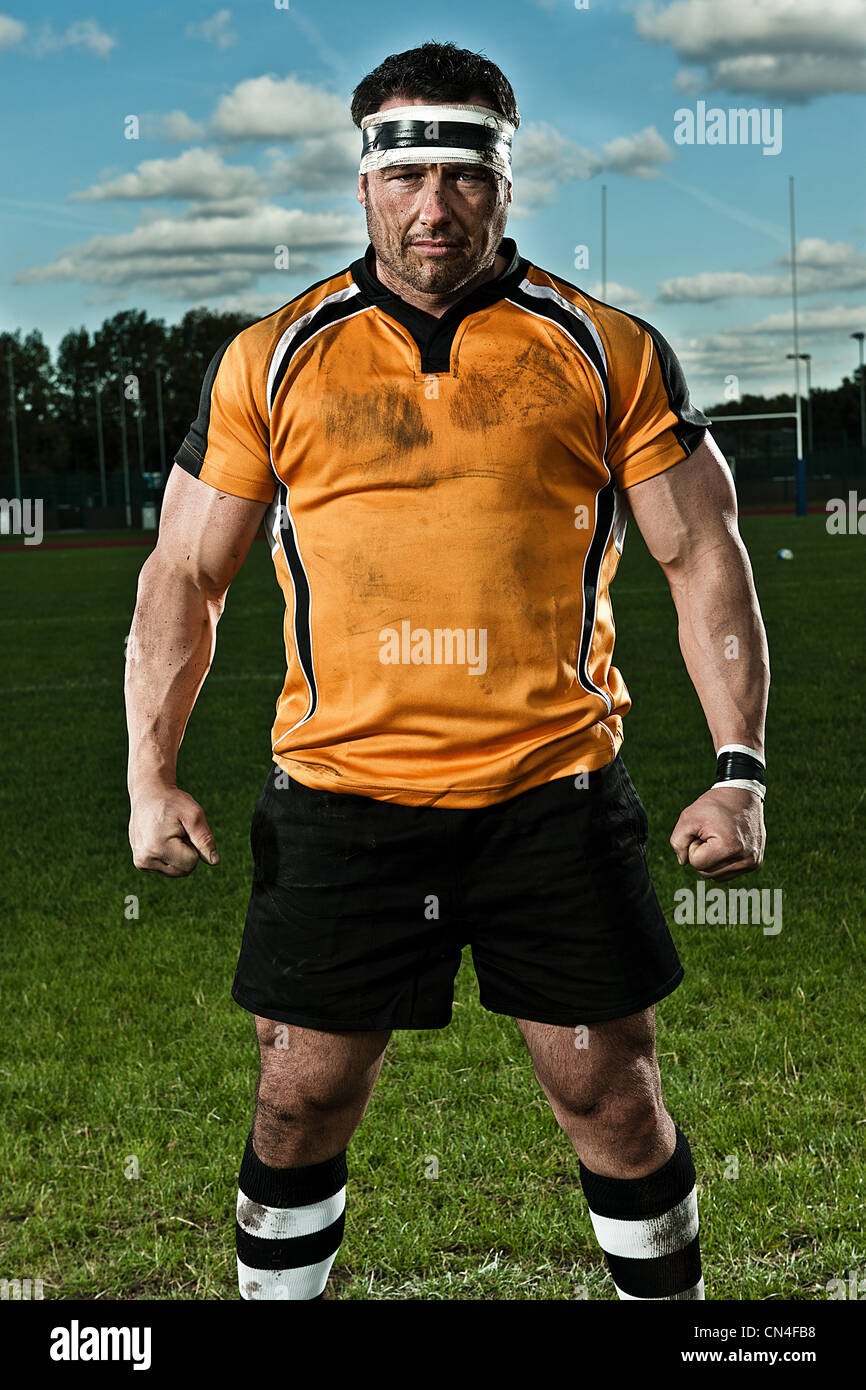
125;465;271;875
623;433;770;879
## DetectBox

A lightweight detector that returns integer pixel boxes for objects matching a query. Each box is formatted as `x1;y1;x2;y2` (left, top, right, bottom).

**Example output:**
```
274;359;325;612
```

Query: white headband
360;103;515;185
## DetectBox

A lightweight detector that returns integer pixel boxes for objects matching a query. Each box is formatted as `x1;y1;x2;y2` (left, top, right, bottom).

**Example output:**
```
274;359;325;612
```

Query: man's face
357;92;513;295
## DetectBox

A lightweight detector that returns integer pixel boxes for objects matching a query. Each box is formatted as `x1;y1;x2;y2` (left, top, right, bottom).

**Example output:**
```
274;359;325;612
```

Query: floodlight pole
116;349;132;528
788;176;806;516
94;380;107;508
6;338;21;499
852;332;865;449
601;184;607;301
85;360;107;507
154;360;167;486
134;381;145;480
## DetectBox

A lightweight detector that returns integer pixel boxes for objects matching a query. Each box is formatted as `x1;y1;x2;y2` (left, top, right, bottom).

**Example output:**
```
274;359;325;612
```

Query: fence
0;470;164;530
2;446;865;531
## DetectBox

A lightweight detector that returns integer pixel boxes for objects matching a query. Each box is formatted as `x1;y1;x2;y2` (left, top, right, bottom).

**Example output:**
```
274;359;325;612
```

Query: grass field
1;513;863;1301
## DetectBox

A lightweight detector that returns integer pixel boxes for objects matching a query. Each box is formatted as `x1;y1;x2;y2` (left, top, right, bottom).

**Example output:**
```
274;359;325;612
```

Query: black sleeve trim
172;334;237;478
624;313;710;457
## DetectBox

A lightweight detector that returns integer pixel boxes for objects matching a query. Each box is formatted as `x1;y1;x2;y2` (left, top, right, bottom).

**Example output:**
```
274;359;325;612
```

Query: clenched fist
670;785;765;883
129;780;220;878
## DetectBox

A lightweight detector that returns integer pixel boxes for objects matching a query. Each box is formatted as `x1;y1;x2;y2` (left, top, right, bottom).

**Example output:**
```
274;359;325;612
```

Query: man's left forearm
664;536;770;758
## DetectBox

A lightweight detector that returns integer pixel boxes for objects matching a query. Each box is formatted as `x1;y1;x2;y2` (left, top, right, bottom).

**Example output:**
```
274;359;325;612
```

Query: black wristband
715;751;766;786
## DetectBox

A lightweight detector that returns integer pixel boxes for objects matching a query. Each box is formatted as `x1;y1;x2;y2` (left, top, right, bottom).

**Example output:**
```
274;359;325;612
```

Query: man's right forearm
125;552;225;791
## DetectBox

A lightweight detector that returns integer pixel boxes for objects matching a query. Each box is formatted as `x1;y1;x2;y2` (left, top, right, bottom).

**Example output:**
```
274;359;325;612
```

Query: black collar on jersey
349;236;529;374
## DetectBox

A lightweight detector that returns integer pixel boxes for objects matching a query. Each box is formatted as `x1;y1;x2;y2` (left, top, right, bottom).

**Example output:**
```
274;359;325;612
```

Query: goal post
707;409;806;515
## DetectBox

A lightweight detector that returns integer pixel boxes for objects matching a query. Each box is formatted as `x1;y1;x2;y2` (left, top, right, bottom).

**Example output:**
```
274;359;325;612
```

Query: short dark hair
350;40;520;131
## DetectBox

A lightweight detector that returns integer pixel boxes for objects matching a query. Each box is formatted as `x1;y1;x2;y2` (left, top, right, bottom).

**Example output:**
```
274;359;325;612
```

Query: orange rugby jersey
175;236;709;807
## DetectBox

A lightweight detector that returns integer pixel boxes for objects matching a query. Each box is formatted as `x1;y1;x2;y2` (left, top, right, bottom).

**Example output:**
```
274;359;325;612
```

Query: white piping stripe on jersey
265;490;280;559
599;719;618;757
587;1189;698;1261
513;279;609;396
262;282;372;739
265;283;365;418
237;1254;333;1300
506;292;607;410
575;482;615;715
237;1186;346;1242
589;364;614;715
267;471;316;735
612;487;628;555
506;289;614;714
616;1276;705;1301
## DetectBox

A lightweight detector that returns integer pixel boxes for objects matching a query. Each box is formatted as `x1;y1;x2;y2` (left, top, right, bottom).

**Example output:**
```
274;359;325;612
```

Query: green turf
0;514;863;1301
0;527;155;547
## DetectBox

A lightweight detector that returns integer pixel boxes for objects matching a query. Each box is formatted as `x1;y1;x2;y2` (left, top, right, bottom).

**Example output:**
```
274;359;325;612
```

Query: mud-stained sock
579;1125;704;1300
236;1132;346;1300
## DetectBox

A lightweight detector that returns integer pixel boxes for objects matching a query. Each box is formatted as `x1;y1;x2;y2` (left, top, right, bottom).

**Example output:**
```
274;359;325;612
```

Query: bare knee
251;1019;389;1165
538;1056;666;1154
255;1072;369;1124
252;1076;372;1166
543;1060;658;1121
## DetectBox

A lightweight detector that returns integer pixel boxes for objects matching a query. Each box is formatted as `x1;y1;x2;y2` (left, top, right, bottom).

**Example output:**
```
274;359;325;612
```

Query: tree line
0;309;252;480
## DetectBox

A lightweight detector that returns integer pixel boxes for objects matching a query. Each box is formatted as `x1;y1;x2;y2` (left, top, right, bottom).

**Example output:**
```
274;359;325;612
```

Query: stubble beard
364;195;509;296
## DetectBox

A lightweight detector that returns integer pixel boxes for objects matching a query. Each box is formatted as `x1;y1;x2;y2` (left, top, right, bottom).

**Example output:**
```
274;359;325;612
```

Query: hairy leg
517;1008;676;1177
252;1017;391;1167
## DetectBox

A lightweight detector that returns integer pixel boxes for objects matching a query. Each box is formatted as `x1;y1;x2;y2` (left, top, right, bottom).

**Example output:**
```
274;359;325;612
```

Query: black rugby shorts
231;754;684;1030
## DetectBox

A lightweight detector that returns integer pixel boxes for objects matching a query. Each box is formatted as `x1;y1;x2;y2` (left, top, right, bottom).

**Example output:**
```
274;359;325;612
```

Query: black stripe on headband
716;752;766;786
362;119;509;158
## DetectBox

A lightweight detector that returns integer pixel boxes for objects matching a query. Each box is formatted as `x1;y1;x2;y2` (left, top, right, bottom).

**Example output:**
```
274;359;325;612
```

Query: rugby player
125;41;769;1301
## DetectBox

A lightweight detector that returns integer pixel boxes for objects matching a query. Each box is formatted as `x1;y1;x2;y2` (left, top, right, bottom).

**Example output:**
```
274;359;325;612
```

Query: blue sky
1;0;864;403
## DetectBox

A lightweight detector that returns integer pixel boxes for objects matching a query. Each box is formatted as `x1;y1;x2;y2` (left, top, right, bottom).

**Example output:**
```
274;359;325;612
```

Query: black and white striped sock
579;1124;704;1300
236;1133;347;1300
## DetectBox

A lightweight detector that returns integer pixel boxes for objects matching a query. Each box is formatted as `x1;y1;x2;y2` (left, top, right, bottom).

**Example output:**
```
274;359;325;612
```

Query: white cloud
514;120;603;184
33;19;116;59
0;13;26;48
186;9;237;51
658;241;866;301
676;335;792;376
636;0;866;61
14;206;362;300
266;133;360;195
673;306;863;384
183;197;262;219
514;121;601;195
600;126;674;179
659;271;784;301
673;68;703;93
585;280;653;313
738;303;866;334
796;237;866;268
710;52;866;98
510;121;673;213
211;74;349;140
71;149;264;203
160;110;207;143
636;0;866;99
